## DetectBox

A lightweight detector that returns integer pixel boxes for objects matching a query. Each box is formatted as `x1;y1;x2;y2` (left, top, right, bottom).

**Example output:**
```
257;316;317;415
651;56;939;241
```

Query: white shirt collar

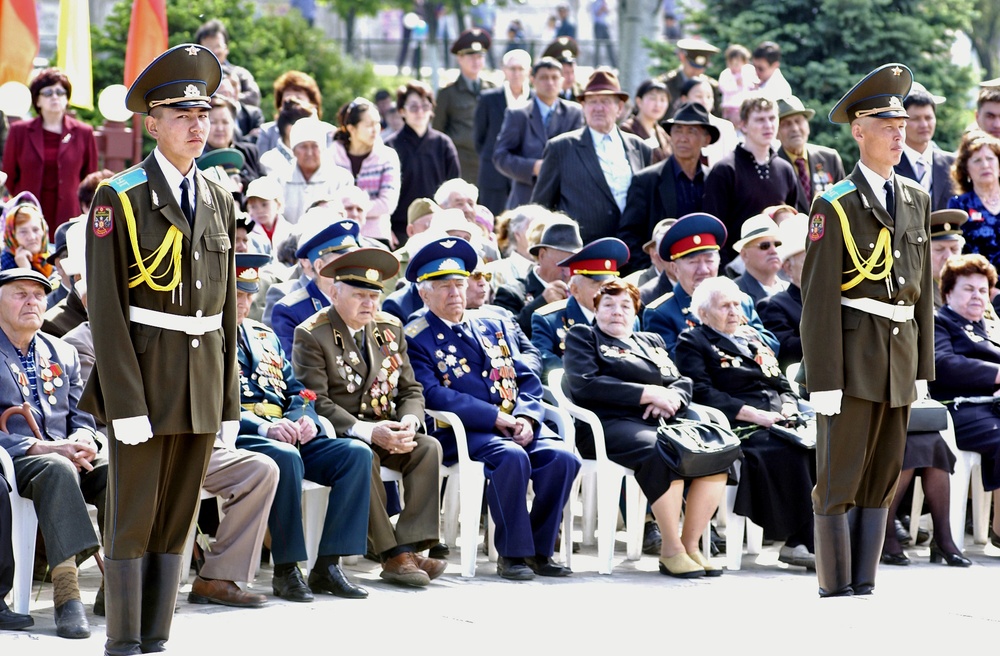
857;159;895;209
152;147;196;209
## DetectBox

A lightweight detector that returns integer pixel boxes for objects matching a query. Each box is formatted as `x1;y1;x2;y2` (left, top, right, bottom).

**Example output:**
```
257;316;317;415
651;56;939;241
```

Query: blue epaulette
108;168;148;194
820;179;856;203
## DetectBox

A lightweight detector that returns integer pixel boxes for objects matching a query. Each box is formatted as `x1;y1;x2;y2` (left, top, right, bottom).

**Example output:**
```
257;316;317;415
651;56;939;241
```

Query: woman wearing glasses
2;68;98;238
385;81;461;247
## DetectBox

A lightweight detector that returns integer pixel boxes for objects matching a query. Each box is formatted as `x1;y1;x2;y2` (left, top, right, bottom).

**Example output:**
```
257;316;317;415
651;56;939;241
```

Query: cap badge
889;96;902;108
186;45;200;56
604;260;611;269
440;240;456;249
471;43;483;51
183;84;199;97
438;258;460;271
365;268;380;281
339;221;354;230
891;66;902;76
943;223;951;231
692;235;702;245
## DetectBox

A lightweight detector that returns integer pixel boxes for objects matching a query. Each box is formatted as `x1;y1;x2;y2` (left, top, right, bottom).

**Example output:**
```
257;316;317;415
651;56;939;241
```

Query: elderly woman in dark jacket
931;253;1000;552
564;279;727;579
674;276;816;569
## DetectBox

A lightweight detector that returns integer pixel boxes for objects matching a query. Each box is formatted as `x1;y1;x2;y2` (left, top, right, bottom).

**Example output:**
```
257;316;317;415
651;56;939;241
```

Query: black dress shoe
930;545;972;567
308;563;368;599
642;521;662;555
272;566;315;602
428;542;450;559
0;604;33;631
893;518;912;546
880;551;910;566
991;527;1000;549
525;556;572;577
54;599;90;639
496;557;535;581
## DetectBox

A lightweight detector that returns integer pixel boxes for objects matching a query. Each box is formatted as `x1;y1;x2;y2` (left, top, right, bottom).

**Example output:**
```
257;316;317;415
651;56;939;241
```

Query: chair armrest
0;447;19;495
426;409;474;464
541;401;575;451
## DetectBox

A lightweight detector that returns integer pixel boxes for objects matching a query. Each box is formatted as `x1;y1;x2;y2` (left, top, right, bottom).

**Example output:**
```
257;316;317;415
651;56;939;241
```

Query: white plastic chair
0;447;36;615
429;402;574;578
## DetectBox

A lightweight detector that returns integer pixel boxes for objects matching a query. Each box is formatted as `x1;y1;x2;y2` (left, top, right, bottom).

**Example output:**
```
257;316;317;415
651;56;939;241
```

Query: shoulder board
300;311;330;331
645;291;675;311
375;311;402;326
405;317;429;338
897;176;926;193
107;168;148;194
244;318;274;335
536;298;569;316
820;179;856;203
278;287;309;307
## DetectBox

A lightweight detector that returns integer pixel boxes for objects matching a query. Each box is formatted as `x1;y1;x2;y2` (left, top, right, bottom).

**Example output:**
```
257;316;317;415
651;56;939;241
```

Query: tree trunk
618;0;663;101
345;9;357;57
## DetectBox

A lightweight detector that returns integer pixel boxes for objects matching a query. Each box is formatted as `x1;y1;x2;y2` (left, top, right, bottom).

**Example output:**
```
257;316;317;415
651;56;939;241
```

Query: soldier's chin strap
97;180;184;292
831;196;894;291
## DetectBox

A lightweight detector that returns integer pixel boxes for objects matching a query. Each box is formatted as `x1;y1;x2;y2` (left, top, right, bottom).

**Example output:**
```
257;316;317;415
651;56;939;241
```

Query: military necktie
883;180;895;219
452;323;476;349
180;178;194;226
795;157;812;201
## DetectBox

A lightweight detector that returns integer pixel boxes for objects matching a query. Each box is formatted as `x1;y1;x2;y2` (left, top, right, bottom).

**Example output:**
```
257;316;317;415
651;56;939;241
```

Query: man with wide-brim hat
403;236;582;580
532;69;652;246
799;63;933;599
79;42;243;656
433;28;497;185
293;247;447;589
731;213;788;304
619;101;719;274
643;212;779;357
927;208;968;308
776;96;847;204
662;38;723;119
494;220;585;336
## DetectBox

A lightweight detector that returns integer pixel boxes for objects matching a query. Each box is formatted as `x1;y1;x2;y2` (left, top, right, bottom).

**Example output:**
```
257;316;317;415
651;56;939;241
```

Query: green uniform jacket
432;77;496;184
81;152;239;433
800;165;934;407
292;307;424;436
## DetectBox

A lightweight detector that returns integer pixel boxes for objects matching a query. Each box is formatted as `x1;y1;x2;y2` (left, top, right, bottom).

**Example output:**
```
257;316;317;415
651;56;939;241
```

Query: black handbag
655;417;742;478
768;414;817;450
907;399;948;432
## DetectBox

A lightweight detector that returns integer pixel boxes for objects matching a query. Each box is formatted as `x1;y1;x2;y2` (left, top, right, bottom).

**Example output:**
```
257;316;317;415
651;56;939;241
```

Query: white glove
810;390;843;416
219;420;240;451
915;379;929;400
112;416;153;445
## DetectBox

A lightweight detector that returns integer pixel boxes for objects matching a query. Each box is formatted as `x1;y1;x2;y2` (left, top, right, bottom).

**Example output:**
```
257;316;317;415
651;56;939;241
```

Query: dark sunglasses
470;271;493;281
756;240;782;251
40;88;68;97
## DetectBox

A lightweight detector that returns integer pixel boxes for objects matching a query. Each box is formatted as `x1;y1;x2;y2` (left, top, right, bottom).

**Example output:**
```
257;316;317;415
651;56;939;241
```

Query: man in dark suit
776;96;846;207
404;236;581;580
493;57;584;210
474;49;531;214
0;269;104;639
618;102;718;273
894;84;956;211
532;69;652;244
800;65;933;598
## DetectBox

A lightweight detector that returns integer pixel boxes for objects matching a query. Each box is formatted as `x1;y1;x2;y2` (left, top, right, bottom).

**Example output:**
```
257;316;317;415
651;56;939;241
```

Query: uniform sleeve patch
92;206;114;237
809;213;825;242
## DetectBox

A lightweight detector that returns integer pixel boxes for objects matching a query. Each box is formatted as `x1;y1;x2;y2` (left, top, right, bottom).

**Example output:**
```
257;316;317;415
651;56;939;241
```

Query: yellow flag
57;0;93;110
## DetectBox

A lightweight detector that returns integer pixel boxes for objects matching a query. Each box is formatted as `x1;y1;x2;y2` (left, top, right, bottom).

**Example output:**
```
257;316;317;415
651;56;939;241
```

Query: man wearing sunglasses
732;214;788;305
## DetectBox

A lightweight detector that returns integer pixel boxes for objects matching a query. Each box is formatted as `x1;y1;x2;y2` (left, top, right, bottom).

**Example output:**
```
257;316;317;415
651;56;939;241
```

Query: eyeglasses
756;241;782;251
470;271;493;282
404;102;433;112
40;88;68;98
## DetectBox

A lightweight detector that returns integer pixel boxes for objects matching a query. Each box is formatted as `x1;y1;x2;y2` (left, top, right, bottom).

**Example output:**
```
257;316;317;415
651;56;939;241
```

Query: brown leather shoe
188;577;267;608
411;553;447;580
380;552;430;587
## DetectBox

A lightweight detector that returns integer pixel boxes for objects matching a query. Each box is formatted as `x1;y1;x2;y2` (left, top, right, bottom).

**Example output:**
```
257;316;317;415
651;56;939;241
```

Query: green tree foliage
969;0;1000;79
649;0;976;166
92;0;377;122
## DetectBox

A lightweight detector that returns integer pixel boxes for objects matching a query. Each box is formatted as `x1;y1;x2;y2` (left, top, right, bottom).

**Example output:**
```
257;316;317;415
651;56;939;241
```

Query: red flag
123;0;167;87
0;0;39;86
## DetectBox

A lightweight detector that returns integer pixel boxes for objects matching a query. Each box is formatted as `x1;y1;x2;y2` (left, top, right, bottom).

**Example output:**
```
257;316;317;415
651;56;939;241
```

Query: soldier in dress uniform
232;252;373;601
800;64;933;598
270;211;359;354
80;44;240;656
531;237;630;379
404;236;582;580
293;248;447;587
662;39;722;119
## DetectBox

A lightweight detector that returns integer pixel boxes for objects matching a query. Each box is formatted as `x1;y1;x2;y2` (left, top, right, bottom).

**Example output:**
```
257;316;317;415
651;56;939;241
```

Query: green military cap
829;63;912;124
777;96;816;121
542;36;579;64
676;38;719;68
320;247;400;291
451;28;491;55
125;44;222;115
197;148;245;175
929;209;968;241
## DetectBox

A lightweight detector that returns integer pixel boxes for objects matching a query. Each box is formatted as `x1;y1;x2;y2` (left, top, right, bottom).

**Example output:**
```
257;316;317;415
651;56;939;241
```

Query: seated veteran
674;276;816;569
927;209;967;309
293;248;447;587
405;236;582;580
636;218;677;307
731;214;788;305
756;213;808;370
232;255;374;601
464;266;544;379
643;212;778;357
532;237;631;379
234;212;283;324
0;269;104;638
930;253;1000;551
1;469;34;630
562;278;727;578
270;209;360;354
493;219;582;337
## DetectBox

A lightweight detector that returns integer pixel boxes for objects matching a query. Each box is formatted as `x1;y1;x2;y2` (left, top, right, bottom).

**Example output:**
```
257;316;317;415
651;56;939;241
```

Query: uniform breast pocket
904;229;927;269
204;233;231;281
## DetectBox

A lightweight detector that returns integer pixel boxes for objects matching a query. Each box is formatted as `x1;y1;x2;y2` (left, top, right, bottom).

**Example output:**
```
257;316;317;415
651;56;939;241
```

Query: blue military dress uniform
234;318;371;565
271;277;329;356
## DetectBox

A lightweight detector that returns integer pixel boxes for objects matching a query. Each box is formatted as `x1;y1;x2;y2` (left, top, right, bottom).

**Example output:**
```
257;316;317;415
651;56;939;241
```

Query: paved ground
4;527;1000;654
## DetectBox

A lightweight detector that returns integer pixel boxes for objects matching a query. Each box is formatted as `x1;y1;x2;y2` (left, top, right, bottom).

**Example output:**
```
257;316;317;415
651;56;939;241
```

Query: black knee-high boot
103;557;143;656
814;513;853;597
139;553;184;653
851;507;889;595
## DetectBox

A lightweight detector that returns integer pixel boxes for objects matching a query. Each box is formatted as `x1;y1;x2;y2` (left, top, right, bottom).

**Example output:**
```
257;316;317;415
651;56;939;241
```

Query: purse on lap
655;417;742;478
